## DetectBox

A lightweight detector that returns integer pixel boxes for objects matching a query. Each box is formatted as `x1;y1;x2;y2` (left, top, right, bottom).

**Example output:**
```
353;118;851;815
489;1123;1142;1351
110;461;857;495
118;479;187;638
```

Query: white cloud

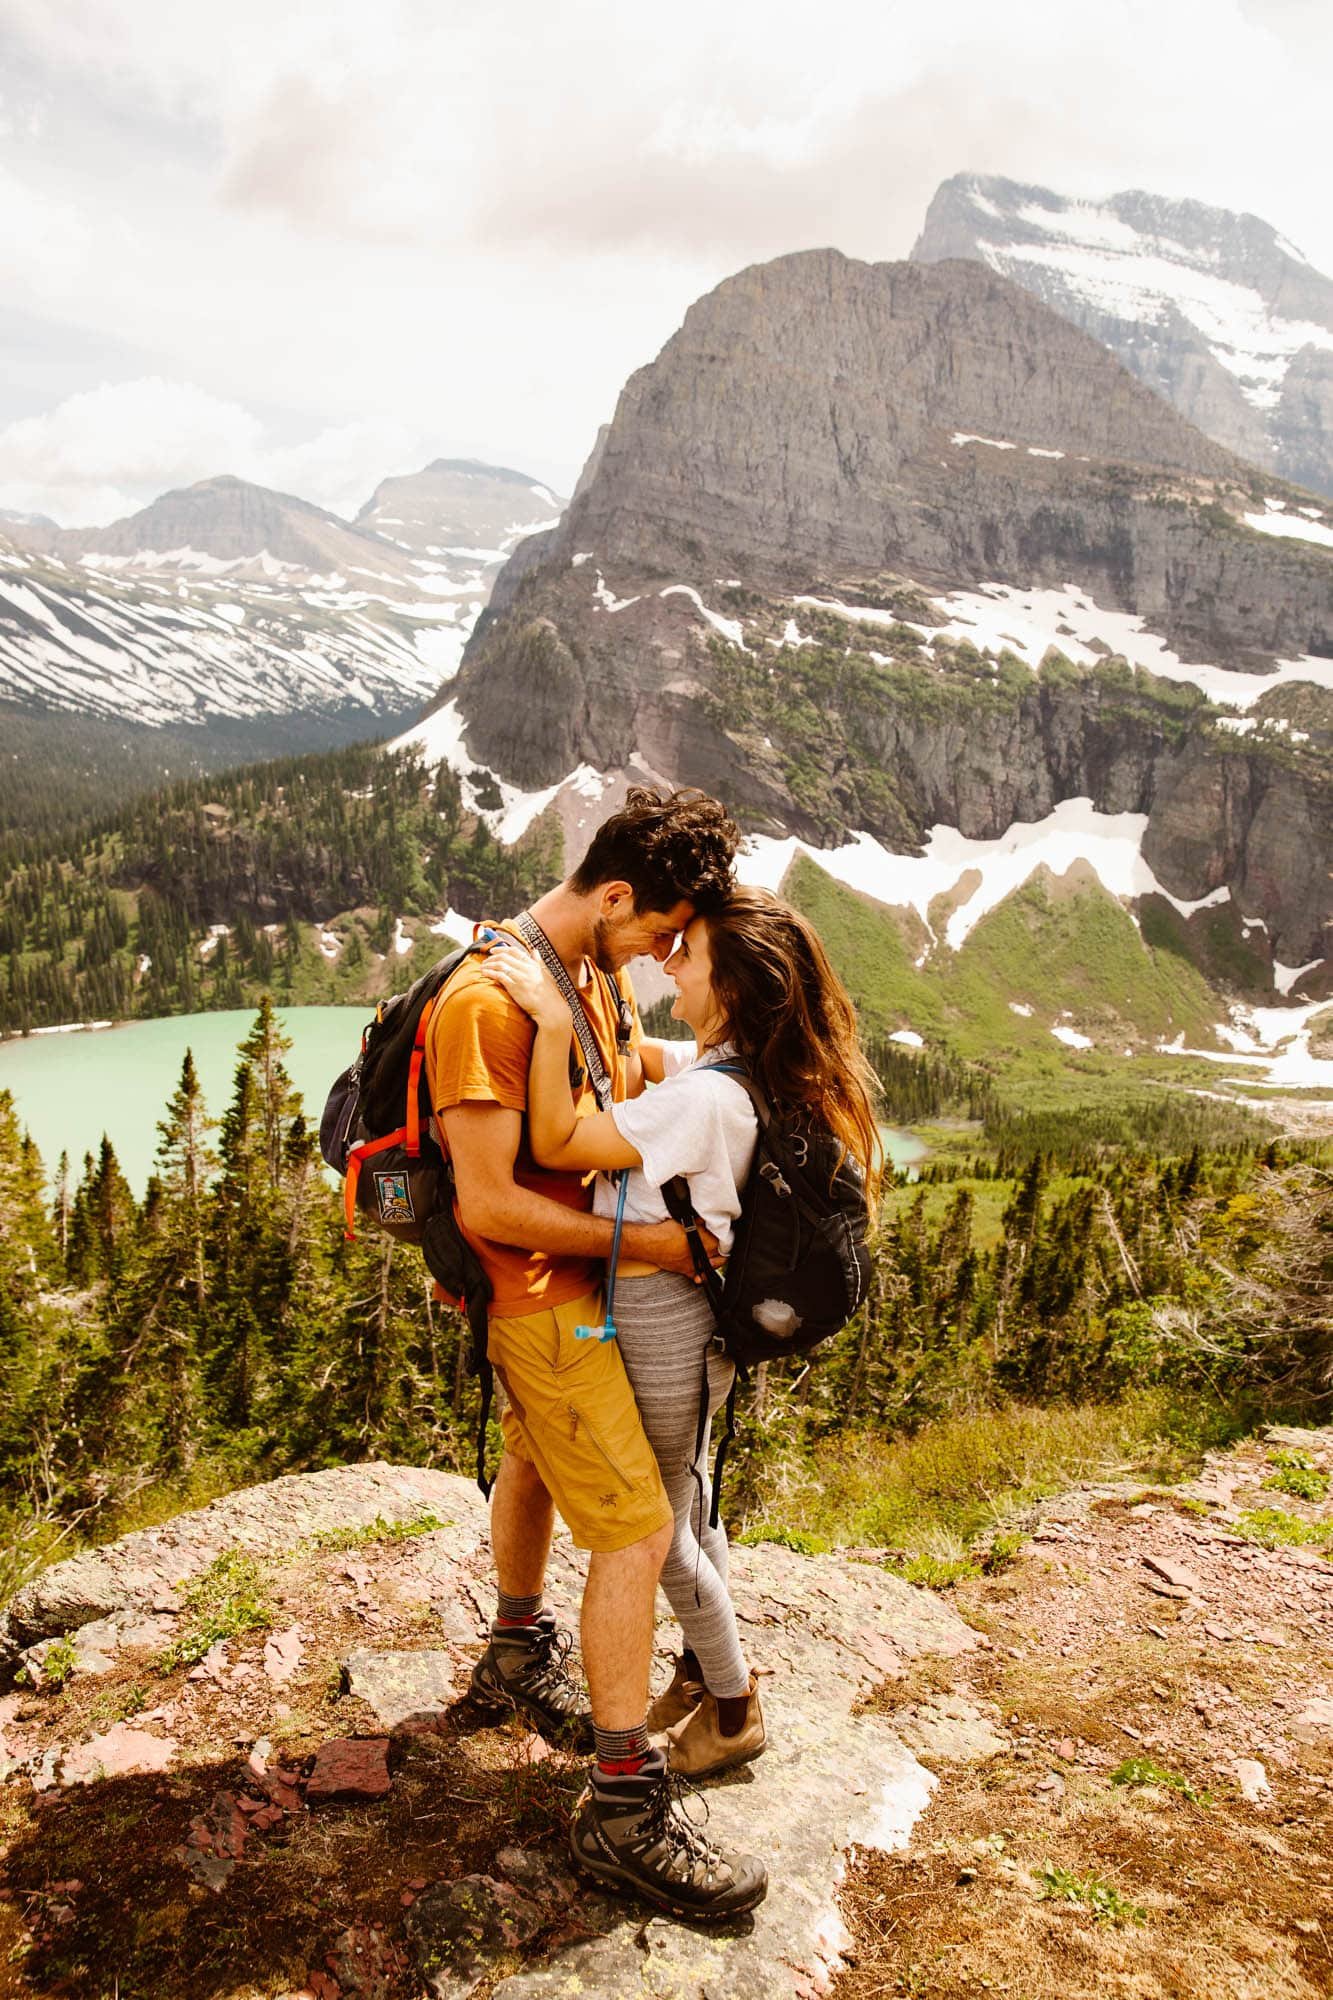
0;380;443;526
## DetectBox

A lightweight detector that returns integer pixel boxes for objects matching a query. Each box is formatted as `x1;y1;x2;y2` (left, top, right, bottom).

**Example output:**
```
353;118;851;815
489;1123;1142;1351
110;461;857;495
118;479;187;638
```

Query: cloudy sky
1;0;1330;525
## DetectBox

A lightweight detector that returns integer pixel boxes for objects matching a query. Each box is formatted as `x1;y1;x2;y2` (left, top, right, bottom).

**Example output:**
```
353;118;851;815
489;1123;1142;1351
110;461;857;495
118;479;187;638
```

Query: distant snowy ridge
0;459;567;734
913;174;1333;498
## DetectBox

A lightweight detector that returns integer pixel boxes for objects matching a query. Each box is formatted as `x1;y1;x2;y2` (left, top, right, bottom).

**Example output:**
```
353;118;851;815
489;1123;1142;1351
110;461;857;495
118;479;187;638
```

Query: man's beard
591;915;623;974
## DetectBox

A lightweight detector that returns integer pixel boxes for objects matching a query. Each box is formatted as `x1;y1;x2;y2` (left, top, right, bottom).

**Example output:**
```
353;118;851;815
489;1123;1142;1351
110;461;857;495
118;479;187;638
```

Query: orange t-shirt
424;924;642;1314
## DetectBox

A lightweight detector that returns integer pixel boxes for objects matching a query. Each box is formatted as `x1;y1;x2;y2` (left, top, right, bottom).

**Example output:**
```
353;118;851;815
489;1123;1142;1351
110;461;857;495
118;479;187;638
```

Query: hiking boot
646;1653;703;1733
469;1611;594;1751
570;1745;768;1923
666;1673;766;1780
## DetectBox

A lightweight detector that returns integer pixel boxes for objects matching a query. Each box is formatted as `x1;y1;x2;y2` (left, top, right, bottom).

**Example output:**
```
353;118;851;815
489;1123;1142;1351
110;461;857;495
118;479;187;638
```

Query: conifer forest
2;1001;1328;1602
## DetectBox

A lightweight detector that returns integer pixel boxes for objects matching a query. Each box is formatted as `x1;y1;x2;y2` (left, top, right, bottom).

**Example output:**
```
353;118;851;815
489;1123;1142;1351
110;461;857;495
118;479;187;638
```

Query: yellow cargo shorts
487;1287;673;1554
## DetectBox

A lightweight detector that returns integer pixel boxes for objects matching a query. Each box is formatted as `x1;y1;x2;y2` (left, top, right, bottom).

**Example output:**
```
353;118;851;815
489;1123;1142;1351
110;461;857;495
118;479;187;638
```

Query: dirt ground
833;1426;1333;2000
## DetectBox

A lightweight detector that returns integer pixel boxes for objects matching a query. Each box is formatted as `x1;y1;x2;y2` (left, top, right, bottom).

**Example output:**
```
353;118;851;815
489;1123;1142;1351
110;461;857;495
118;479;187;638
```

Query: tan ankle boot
646;1655;702;1733
665;1674;766;1779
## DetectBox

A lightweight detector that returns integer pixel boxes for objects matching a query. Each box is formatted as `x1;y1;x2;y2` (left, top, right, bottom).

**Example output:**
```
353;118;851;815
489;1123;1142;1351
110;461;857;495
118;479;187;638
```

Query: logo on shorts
373;1170;414;1225
598;1493;619;1509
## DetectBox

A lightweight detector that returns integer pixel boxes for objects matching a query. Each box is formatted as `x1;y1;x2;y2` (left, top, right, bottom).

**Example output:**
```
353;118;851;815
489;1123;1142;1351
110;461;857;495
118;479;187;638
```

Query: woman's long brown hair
703;885;883;1208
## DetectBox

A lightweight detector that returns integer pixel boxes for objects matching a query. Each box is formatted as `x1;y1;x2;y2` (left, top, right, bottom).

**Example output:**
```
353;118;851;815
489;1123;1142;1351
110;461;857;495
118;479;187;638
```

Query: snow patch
889;1030;924;1049
925;583;1333;710
1274;958;1323;997
1009;1002;1033;1018
1243;506;1333;550
739;798;1232;953
659;585;748;650
593;571;641;614
1051;1023;1093;1050
951;432;1017;451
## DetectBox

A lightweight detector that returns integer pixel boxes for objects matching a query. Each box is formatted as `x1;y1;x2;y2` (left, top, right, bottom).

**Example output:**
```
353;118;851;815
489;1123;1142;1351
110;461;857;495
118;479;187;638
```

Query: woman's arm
526;1018;643;1171
485;948;644;1174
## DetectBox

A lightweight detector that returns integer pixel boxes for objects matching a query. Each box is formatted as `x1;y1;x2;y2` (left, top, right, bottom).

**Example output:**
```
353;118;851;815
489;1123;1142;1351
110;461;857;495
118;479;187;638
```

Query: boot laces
515;1622;581;1714
644;1768;724;1876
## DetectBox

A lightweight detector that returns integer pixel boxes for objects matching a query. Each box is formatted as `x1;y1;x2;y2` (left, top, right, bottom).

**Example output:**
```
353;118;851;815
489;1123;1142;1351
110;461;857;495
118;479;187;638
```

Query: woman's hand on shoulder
483;944;570;1029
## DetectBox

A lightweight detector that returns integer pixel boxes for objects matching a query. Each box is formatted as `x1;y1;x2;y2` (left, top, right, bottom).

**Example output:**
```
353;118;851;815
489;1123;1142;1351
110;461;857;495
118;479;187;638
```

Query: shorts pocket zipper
566;1402;636;1493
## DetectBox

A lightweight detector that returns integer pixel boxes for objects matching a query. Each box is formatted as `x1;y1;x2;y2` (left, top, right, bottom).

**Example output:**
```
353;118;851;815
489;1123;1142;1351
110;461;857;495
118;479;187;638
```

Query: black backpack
319;935;507;1491
661;1063;872;1522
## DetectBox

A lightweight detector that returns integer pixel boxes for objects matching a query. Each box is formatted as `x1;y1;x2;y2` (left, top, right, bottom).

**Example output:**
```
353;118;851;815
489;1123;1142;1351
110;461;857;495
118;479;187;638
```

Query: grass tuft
1110;1755;1212;1808
1262;1448;1330;1504
885;1552;981;1589
1036;1862;1147;1924
735;1521;830;1556
157;1549;273;1671
1232;1506;1333;1552
308;1510;447;1552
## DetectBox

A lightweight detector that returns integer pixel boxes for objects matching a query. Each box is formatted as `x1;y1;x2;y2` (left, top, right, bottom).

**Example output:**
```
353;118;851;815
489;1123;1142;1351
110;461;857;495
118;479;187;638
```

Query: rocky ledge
0;1462;975;1998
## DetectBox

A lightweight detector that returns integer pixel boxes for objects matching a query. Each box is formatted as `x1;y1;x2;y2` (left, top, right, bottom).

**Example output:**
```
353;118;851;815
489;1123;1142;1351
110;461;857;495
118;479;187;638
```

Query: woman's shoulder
673;1051;755;1119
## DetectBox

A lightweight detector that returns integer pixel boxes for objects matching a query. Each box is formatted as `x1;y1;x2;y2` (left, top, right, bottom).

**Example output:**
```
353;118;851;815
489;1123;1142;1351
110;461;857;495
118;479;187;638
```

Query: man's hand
628;1217;722;1281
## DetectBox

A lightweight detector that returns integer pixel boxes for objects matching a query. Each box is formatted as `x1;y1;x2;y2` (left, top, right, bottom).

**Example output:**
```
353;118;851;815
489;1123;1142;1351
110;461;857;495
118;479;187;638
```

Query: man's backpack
319;936;502;1491
661;1063;872;1523
318;914;635;1497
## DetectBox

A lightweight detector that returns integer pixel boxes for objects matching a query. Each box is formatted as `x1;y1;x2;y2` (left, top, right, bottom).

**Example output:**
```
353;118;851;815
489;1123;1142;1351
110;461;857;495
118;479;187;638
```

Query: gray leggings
613;1269;750;1699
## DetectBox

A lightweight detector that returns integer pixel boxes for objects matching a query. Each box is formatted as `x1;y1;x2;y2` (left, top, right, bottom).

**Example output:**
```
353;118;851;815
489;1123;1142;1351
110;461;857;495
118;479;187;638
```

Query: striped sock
594;1720;649;1774
496;1590;543;1627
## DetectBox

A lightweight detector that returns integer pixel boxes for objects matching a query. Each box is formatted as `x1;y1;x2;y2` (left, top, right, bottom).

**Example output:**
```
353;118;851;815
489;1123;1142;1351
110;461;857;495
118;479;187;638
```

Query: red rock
306;1737;391;1802
1142;1554;1202;1593
59;1723;177;1785
264;1626;305;1685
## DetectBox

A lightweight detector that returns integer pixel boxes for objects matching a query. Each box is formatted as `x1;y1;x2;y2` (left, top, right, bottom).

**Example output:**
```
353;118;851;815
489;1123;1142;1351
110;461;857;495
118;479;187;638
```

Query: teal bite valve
575;1168;628;1343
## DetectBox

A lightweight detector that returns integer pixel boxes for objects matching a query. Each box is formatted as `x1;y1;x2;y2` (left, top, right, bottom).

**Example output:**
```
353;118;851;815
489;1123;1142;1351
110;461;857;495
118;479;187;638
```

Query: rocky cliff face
911;174;1333;500
443;250;1331;968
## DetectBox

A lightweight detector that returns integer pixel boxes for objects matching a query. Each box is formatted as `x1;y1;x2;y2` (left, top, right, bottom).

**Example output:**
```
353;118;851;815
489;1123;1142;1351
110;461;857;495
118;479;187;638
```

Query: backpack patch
373;1169;414;1225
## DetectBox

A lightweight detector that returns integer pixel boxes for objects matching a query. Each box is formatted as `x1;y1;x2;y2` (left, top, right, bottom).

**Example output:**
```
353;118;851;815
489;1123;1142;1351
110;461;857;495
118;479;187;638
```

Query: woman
486;884;881;1779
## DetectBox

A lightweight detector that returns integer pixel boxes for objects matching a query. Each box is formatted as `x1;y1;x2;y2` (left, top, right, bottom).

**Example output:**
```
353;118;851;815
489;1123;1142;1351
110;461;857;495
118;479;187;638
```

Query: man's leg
490;1450;555;1598
582;1522;672;1728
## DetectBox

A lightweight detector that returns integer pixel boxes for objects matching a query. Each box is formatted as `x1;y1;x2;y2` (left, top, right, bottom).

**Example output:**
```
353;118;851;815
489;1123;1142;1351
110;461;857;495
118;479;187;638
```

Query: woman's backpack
661;1063;872;1522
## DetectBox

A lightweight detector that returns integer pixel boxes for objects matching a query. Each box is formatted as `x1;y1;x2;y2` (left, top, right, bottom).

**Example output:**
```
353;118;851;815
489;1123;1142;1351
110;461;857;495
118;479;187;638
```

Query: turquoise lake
0;1008;928;1192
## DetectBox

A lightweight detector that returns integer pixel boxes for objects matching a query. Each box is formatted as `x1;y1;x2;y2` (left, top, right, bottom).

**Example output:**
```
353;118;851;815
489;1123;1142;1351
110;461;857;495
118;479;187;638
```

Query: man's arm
441;1102;709;1276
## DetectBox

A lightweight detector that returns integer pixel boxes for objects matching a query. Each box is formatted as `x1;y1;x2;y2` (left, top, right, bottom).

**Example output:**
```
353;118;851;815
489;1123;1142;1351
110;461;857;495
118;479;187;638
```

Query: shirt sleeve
428;977;533;1115
656;1039;698;1078
610;1068;739;1187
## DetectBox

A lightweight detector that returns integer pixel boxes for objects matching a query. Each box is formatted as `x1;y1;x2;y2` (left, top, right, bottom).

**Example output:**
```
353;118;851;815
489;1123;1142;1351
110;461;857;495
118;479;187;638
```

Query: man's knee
639;1517;674;1574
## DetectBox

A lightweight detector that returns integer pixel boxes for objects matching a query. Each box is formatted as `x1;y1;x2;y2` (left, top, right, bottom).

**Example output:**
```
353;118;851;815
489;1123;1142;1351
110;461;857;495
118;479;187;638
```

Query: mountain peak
912;174;1333;496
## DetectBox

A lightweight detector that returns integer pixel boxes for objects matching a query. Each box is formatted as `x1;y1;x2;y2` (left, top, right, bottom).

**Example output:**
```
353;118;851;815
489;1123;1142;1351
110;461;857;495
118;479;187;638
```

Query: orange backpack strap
343;1129;409;1240
405;991;438;1157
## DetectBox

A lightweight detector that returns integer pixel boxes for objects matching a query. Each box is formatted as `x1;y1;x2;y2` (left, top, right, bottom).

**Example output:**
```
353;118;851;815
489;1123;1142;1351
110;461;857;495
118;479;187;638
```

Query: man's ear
596;881;635;919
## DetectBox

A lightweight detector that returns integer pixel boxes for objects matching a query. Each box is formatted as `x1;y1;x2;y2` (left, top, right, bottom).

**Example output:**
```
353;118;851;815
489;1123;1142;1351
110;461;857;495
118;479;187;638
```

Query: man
426;787;768;1923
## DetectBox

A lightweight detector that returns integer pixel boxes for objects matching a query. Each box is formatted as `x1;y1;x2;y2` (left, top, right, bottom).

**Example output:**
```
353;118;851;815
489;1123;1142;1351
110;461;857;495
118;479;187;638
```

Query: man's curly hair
569;787;740;915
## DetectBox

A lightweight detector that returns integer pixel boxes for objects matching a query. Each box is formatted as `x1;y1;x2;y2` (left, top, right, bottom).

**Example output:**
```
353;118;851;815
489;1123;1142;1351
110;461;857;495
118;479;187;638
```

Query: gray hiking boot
569;1745;768;1923
469;1611;594;1752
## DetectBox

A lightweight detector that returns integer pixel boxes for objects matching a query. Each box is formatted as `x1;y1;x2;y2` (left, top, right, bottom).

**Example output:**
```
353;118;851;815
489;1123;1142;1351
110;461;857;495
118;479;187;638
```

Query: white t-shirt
592;1040;758;1255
